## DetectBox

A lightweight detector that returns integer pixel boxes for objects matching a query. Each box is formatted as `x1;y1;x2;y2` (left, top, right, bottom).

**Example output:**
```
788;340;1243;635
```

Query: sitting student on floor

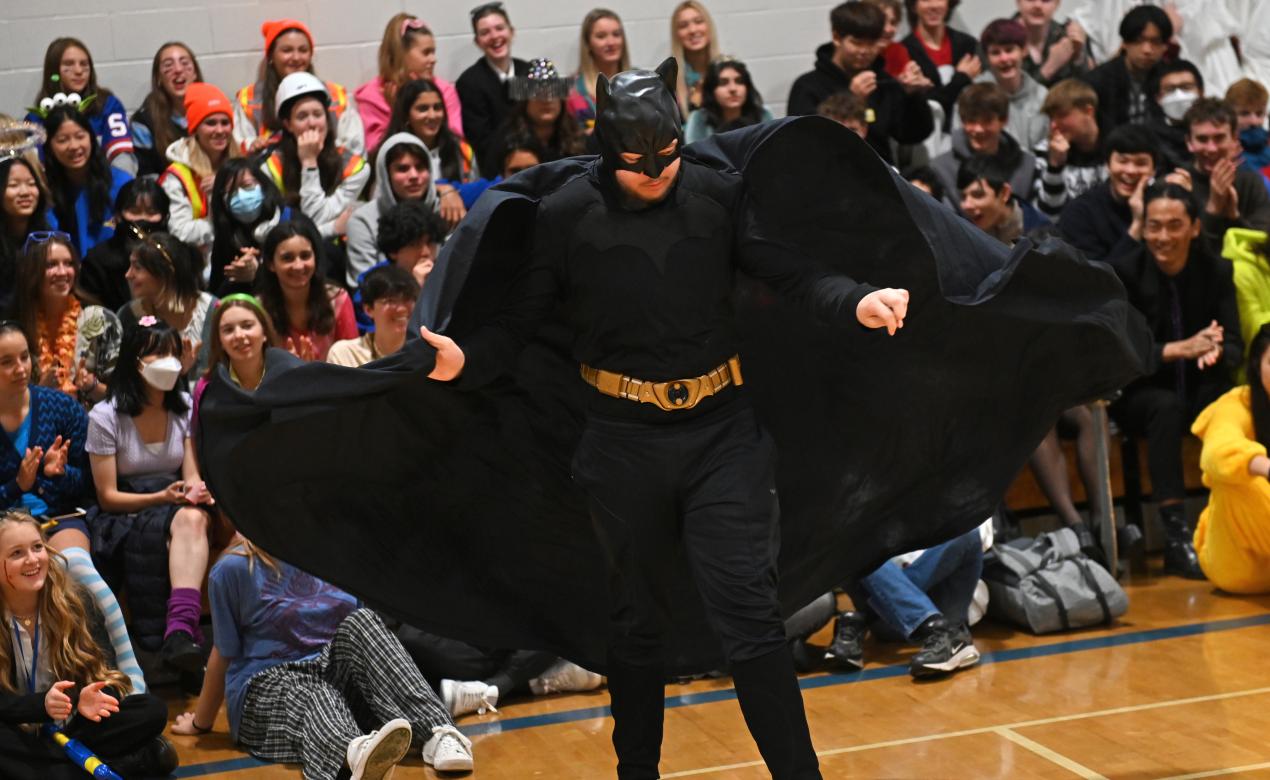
255;218;358;362
816;527;985;679
393;619;602;719
327;265;418;368
0;511;177;780
172;535;474;777
1109;183;1243;580
86;321;215;671
1191;322;1270;594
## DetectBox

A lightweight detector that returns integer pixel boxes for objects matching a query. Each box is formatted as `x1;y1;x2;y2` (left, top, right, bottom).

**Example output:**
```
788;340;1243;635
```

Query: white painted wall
0;0;1016;120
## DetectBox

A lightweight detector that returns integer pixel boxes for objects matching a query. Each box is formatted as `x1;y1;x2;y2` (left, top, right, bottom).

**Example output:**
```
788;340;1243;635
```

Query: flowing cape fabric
197;117;1151;673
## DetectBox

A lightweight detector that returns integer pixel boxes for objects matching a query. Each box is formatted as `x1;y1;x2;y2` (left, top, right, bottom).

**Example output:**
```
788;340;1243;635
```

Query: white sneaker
422;724;474;773
346;718;412;780
528;660;604;696
440;679;499;716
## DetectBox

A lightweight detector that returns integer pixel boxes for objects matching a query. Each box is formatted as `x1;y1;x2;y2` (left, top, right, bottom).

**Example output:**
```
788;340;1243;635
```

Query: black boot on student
1159;503;1205;579
105;735;180;778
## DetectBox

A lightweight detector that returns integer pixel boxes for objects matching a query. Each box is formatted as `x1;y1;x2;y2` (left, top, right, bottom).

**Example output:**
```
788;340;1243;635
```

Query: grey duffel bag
984;528;1128;634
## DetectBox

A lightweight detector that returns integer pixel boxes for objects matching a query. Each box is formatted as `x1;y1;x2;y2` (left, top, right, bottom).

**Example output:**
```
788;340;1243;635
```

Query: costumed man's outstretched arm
419;287;910;384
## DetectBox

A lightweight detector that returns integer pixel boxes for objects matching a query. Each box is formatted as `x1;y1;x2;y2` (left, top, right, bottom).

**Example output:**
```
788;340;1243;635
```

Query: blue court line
173;612;1270;777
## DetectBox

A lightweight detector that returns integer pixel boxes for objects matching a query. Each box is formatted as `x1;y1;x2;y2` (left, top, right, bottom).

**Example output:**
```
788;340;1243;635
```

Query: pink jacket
355;75;464;153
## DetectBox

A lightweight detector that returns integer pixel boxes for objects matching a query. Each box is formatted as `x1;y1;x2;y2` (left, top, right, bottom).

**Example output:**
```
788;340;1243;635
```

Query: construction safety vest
262;147;365;196
159;162;207;219
237;79;350;141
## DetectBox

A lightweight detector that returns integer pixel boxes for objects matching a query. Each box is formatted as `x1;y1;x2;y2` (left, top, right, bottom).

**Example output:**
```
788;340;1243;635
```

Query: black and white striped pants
237;609;454;780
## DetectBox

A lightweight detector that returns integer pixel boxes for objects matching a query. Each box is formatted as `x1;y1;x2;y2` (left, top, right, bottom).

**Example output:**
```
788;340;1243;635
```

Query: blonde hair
182;134;242;180
578;9;632;104
0;512;131;697
669;1;721;116
377;14;433;98
228;536;281;577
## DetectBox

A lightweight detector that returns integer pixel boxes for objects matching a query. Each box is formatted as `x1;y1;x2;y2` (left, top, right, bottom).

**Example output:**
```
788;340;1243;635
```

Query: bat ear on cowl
655;57;678;94
595;72;611;113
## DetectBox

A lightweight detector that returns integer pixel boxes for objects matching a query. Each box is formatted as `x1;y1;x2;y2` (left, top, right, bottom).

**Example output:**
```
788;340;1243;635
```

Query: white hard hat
275;72;329;117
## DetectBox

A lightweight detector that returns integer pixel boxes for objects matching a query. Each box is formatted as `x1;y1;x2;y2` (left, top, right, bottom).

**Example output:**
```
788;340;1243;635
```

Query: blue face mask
1240;125;1269;152
228;186;264;222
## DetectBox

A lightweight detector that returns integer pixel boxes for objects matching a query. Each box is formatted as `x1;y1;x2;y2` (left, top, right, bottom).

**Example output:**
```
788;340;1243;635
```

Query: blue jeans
860;529;983;640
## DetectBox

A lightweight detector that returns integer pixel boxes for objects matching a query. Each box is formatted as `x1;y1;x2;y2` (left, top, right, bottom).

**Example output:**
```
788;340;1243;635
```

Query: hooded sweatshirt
344;132;439;287
1221;227;1270;355
787;42;934;164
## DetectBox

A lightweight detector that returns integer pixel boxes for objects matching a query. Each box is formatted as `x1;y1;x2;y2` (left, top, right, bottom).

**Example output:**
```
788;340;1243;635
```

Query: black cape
197;117;1151;673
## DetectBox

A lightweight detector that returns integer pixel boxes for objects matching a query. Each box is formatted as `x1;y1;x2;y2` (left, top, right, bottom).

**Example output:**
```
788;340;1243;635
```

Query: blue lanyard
12;616;39;696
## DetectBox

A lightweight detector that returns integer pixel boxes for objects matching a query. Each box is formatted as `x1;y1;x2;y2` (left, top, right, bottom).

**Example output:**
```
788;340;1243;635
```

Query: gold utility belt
579;356;744;412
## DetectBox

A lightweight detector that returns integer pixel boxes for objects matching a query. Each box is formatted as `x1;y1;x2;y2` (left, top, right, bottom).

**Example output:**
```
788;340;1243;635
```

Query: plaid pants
237;609;454;780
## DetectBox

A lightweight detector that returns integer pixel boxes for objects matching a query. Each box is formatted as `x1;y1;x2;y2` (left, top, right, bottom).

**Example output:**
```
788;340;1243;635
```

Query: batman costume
197;61;1152;780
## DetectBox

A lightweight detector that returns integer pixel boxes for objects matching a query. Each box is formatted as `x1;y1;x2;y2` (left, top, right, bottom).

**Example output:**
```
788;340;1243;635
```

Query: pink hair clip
401;17;428;36
139;315;158;327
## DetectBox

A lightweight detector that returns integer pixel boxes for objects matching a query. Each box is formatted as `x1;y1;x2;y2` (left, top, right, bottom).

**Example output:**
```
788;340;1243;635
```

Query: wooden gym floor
162;560;1270;779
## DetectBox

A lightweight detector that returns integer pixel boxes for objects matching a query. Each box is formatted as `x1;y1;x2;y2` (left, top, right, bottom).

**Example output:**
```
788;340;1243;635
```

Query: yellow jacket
1221;228;1270;380
1191;386;1270;594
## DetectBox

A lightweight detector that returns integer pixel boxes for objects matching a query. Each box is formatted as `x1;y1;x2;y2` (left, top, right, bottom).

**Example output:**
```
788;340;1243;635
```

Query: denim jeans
860;529;984;640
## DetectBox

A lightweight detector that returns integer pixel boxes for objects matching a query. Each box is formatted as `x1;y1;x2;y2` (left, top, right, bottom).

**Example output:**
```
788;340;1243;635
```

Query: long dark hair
1248;323;1270;448
43;107;113;241
141;42;205;160
36;38;114;118
275;97;343;203
107;320;188;417
256;216;335;336
210;158;283;293
0;157;50;257
699;59;766;132
383;79;467;180
498;100;585;166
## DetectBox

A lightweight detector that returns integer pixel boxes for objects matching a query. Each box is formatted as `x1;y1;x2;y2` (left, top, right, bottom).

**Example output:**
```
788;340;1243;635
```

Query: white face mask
1160;89;1198;122
140;356;183;391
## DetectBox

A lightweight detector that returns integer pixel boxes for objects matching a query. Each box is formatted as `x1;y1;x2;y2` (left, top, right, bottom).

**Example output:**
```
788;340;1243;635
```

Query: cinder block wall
0;0;1006;121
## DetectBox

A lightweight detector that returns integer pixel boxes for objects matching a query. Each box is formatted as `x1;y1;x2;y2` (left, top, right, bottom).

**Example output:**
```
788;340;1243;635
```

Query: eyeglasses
470;2;505;22
22;230;71;254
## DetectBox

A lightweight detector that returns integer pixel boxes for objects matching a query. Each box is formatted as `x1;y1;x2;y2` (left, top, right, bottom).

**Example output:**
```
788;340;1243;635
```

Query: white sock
61;546;147;693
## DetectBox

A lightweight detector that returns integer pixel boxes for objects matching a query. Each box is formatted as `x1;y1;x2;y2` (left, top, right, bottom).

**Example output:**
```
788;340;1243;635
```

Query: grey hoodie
344;132;439;287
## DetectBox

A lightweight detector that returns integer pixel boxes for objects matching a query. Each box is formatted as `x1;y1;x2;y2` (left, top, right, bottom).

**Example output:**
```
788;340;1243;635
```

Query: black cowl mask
594;57;684;179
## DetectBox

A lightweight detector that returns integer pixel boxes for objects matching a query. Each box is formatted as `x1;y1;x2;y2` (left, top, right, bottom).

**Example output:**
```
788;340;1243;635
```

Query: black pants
395;624;557;696
0;692;167;780
572;403;820;780
1112;379;1228;504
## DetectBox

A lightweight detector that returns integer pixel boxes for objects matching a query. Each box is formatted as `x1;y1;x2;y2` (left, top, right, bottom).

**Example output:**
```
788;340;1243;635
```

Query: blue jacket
0;385;90;514
47;167;132;256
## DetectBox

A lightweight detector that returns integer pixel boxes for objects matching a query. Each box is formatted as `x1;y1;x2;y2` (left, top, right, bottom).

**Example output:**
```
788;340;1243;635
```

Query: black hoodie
787;43;934;165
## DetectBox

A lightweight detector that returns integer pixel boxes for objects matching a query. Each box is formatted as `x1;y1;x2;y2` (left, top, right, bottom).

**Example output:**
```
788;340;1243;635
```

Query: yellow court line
660;686;1270;778
995;727;1109;779
1161;761;1270;779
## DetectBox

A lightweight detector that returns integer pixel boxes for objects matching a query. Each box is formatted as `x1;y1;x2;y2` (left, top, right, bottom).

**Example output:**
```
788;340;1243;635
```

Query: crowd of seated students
4;1;1270;777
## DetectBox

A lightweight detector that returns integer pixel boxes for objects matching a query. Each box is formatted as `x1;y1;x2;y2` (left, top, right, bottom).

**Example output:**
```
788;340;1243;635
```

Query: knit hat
261;18;314;56
184;82;233;134
508;58;570;101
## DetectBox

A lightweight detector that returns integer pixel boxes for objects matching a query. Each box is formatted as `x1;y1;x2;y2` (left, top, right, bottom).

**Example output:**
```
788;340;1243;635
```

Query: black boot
104;735;180;778
730;645;822;780
1159;504;1205;580
606;659;666;780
